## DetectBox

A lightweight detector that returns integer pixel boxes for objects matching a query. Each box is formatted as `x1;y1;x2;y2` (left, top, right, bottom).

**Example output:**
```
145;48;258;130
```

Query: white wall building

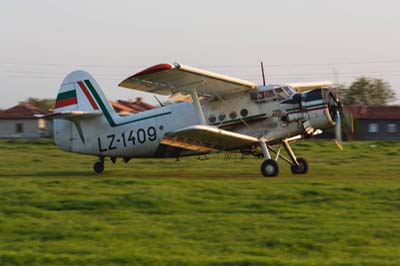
0;102;52;139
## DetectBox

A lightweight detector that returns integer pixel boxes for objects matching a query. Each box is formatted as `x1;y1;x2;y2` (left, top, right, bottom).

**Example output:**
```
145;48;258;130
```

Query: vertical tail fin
55;70;115;117
54;70;117;151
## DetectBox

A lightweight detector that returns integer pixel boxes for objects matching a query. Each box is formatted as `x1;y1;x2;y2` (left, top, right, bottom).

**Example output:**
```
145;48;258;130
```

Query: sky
1;0;400;108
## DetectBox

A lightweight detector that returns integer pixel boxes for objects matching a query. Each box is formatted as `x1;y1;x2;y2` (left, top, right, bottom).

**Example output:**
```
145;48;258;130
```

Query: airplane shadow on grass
0;171;95;177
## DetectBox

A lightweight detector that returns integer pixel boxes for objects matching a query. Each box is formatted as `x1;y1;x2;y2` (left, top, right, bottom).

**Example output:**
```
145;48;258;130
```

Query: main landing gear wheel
261;159;279;177
93;161;104;174
291;157;308;174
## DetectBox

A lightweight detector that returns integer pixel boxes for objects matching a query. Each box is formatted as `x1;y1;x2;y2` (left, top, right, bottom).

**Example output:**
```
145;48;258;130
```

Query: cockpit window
264;89;276;98
250;89;276;103
281;93;301;104
274;87;287;99
305;89;323;102
283;86;295;97
250;85;293;104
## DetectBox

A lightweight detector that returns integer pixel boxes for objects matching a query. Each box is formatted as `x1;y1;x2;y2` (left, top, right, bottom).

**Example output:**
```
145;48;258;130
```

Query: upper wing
119;63;257;99
289;81;333;92
160;125;258;152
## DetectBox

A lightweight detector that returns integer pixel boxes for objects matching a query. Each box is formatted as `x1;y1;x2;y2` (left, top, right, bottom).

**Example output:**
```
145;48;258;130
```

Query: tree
331;84;347;101
26;97;56;111
341;77;396;106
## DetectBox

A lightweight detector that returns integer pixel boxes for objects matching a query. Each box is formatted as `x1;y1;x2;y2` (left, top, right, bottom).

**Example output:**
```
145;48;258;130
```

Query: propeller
341;111;355;136
329;92;355;150
333;110;343;150
327;92;346;150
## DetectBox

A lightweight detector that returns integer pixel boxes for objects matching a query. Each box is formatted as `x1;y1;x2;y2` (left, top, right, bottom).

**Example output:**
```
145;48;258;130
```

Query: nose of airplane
301;88;342;118
325;89;345;148
301;88;345;148
325;89;342;119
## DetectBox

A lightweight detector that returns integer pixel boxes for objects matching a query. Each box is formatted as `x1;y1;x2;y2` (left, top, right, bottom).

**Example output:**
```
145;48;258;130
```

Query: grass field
0;139;399;266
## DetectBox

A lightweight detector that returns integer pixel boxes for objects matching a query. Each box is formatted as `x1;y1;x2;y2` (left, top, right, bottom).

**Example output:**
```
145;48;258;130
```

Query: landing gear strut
93;157;104;174
259;140;279;177
258;139;308;177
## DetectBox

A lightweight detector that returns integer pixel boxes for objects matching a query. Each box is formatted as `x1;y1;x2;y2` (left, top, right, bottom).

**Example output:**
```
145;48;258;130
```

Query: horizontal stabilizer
161;125;258;152
36;110;102;120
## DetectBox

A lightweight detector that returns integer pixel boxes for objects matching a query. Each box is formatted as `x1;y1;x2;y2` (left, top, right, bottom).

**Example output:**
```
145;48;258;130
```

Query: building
0;98;156;139
111;97;156;114
0;102;52;139
345;105;400;140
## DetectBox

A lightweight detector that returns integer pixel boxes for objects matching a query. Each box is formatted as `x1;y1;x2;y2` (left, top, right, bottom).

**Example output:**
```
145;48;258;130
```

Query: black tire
291;157;308;174
93;161;104;174
260;159;279;177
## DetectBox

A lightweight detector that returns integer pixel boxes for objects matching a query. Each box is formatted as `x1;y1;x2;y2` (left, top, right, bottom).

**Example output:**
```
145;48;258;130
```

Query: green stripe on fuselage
212;113;267;126
305;103;327;109
56;90;76;101
286;102;327;112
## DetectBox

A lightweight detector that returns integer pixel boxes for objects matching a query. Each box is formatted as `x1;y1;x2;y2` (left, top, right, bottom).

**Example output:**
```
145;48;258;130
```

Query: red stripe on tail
55;97;77;108
77;81;99;110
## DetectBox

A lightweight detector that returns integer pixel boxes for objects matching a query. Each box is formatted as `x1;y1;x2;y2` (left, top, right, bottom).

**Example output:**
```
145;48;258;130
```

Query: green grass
0;139;400;265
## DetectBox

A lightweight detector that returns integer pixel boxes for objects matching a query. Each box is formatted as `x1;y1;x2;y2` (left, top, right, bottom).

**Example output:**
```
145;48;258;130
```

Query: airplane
46;62;343;177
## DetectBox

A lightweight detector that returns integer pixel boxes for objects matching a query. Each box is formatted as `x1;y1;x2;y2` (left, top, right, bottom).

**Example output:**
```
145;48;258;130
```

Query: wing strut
188;82;207;125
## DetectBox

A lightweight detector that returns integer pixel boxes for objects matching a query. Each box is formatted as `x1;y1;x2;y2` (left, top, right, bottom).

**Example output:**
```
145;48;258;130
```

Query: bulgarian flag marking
55;90;77;108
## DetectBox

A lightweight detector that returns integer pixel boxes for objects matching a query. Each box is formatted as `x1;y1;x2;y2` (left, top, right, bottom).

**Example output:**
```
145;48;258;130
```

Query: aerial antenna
332;65;340;85
261;61;266;86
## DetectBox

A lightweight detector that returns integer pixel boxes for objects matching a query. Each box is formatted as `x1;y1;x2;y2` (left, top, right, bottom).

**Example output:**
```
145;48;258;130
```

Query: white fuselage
54;102;199;157
54;88;334;158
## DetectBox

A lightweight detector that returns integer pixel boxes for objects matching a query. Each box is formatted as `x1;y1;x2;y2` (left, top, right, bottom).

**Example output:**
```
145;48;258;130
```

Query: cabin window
229;111;237;119
368;123;379;133
16;123;24;133
387;123;397;133
218;114;226;121
250;91;258;101
208;115;216;123
240;109;248;117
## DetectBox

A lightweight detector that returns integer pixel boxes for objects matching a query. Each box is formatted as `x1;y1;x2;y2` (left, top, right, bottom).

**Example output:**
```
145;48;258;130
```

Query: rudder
54;70;116;152
55;70;115;115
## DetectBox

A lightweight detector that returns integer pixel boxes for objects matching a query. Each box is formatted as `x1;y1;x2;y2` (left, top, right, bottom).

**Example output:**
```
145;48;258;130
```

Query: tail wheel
261;159;279;177
93;161;104;174
291;157;308;174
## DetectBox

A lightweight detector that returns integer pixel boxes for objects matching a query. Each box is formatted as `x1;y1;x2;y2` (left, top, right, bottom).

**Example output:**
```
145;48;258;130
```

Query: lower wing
161;125;258;152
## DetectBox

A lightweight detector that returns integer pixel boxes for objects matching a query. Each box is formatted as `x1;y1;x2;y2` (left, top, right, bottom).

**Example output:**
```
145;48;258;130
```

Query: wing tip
131;63;174;78
119;63;175;88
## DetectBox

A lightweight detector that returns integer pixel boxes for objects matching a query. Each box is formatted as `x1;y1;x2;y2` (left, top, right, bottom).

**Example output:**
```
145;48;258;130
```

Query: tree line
333;77;396;106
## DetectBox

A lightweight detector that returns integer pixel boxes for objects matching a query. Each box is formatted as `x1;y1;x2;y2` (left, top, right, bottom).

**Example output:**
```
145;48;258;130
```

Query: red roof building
109;101;136;114
0;102;52;138
344;105;400;140
110;97;156;114
0;102;47;119
345;105;400;120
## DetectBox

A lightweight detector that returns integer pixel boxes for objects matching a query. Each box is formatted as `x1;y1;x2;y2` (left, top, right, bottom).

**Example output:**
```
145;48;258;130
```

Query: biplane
49;63;343;176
